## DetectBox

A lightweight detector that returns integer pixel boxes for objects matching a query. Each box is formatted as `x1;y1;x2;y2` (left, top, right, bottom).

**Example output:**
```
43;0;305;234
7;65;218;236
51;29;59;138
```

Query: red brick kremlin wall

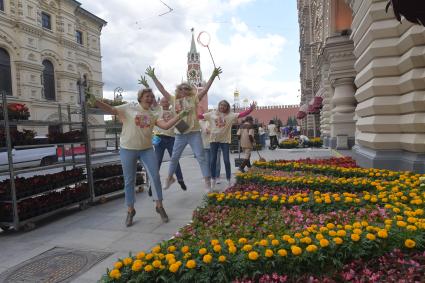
235;105;299;125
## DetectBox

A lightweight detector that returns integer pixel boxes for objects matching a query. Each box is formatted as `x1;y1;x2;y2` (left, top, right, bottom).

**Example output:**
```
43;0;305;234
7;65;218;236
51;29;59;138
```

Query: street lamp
113;87;123;150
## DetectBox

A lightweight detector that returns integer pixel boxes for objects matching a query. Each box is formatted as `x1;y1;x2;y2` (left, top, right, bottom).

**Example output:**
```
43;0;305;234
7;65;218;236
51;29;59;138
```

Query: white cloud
79;0;300;106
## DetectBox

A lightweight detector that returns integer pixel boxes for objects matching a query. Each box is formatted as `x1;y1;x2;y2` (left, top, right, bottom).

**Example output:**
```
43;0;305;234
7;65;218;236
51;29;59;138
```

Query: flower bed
0;103;30;120
100;157;425;282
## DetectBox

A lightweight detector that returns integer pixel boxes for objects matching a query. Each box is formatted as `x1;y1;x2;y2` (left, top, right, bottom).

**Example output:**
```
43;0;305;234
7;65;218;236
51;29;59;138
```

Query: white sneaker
164;176;175;190
210;179;217;191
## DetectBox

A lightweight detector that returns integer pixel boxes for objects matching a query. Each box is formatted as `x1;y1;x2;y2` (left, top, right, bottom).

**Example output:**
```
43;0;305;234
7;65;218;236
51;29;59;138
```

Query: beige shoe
163;176;176;190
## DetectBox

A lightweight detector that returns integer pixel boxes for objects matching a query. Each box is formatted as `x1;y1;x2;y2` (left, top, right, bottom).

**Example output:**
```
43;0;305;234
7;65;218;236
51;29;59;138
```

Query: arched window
42;59;55;100
0;48;12;96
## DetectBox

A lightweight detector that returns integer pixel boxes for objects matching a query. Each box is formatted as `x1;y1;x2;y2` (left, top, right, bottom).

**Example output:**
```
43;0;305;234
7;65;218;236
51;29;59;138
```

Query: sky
78;0;301;108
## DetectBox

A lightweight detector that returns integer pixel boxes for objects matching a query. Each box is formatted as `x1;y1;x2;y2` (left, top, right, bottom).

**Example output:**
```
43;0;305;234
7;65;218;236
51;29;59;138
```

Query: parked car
0;136;58;172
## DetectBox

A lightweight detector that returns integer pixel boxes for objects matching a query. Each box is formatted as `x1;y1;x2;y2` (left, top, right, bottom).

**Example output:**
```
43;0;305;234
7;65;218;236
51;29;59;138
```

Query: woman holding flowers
145;66;222;191
200;100;256;189
86;88;188;227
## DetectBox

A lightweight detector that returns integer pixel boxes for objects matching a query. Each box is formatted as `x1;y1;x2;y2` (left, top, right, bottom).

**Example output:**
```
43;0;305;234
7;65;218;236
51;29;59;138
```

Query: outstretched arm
86;92;118;115
145;66;172;100
156;111;188;130
237;102;256;118
198;67;222;101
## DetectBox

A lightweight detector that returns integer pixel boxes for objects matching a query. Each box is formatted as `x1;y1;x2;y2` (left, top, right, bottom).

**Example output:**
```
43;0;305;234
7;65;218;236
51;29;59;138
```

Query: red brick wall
235;105;299;125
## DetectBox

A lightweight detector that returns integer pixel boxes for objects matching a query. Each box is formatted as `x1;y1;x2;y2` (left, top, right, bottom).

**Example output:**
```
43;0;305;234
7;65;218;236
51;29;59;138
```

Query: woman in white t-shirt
87;88;187;227
146;66;222;191
200;100;255;189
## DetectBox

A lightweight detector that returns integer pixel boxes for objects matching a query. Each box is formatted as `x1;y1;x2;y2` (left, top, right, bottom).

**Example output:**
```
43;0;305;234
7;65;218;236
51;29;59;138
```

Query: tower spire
190;28;197;53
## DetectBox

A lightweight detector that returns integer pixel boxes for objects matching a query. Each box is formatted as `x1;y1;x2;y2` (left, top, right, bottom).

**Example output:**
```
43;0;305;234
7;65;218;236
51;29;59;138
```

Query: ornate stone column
324;35;356;149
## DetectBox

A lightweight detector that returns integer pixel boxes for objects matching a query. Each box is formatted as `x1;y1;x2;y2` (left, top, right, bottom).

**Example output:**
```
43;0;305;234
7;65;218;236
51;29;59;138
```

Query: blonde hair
175;83;195;97
137;88;153;102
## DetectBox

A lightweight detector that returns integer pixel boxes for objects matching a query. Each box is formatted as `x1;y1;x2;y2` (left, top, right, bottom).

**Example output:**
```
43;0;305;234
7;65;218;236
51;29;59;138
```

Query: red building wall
235;105;299;126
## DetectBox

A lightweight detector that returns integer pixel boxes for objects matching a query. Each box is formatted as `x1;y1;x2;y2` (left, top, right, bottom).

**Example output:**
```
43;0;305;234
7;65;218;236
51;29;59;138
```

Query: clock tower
187;28;207;111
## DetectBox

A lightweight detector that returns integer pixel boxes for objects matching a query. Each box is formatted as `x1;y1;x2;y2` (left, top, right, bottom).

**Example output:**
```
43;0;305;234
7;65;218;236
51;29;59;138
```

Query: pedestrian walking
237;116;255;172
268;120;279;149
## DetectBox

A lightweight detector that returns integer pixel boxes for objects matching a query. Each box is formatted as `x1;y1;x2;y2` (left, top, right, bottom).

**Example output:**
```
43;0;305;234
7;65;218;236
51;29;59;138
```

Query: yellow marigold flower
294;233;302;238
328;230;337;237
248;251;259;260
167;245;176;252
316;234;324;240
228;246;237;254
122;257;133;266
268;234;275;239
169;263;180;273
405;239;416;248
320;239;330;247
345;225;352;230
238;238;248;244
132;260;143;272
377;230;388;239
326;223;335;229
265;249;274;258
353;228;362;235
152;245;161;254
351;234;360;242
183;252;192;259
259;239;268;246
213;245;222;253
287;238;296;244
407;225;417;231
366;233;376;241
278;249;287;257
144;265;153;272
203;254;213;264
165;253;175;261
168;258;176;265
211;239;219;246
243;244;253;252
291;246;302;256
281;235;290;241
113;261;123;270
152;260;161;268
306;245;318;252
218;255;226;262
109;269;121;279
320;227;328;233
337;230;346;237
186;260;196;269
333;237;343;245
136;252;145;260
301;237;312;244
145;253;154;260
181;246;190;254
271;239;280;246
199;248;207;255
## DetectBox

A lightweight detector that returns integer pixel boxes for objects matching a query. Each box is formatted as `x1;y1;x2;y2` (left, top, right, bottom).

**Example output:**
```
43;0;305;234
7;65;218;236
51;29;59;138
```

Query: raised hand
213;67;222;78
138;75;150;88
145;66;156;78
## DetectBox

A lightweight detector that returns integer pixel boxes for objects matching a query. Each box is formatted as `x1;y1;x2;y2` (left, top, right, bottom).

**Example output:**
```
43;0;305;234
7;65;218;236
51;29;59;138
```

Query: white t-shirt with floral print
115;102;158;150
203;111;239;144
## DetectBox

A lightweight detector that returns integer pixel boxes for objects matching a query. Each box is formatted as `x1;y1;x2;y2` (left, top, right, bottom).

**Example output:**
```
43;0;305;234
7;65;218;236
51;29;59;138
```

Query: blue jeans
120;148;162;206
154;135;184;181
260;135;266;148
204;148;221;177
168;131;210;178
210;142;231;180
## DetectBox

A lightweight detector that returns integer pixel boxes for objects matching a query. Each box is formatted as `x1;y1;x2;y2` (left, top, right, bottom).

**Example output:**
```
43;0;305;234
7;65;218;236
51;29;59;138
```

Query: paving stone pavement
0;147;339;282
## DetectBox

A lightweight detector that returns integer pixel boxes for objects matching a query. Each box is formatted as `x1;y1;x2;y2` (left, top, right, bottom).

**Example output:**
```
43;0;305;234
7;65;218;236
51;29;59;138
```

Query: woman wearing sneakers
86;88;188;227
145;66;222;191
200;100;256;190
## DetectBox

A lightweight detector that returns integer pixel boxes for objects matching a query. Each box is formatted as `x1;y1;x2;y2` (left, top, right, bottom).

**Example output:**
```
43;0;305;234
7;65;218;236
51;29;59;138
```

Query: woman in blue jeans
153;97;187;192
146;66;222;190
200;100;256;189
86;88;187;227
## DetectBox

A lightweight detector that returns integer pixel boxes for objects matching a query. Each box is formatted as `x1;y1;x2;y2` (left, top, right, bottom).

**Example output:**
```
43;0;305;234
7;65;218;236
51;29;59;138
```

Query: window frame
42;60;56;101
0;47;12;96
41;12;51;30
76;30;83;45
